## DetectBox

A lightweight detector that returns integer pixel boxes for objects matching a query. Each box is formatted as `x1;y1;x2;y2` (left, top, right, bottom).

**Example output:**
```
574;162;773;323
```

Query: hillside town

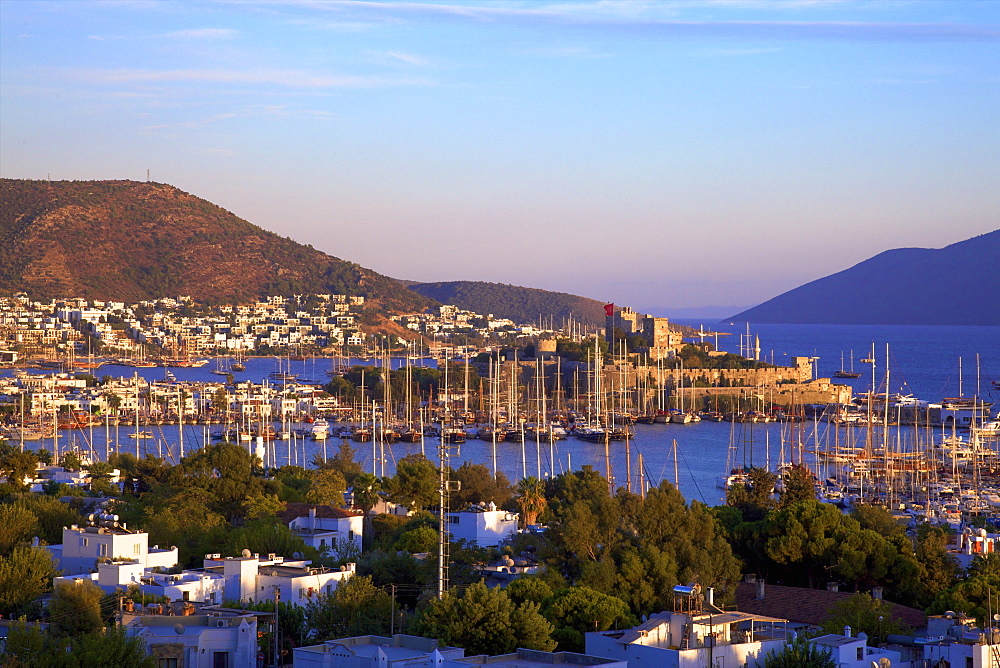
2;294;1000;667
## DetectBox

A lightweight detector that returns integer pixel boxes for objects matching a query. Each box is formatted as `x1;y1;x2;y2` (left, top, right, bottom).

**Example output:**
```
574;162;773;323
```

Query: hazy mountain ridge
728;230;1000;325
407;280;610;329
0;179;435;314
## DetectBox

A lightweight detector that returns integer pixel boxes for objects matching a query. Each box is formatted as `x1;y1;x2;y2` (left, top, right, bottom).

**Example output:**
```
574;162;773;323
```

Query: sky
2;1;998;317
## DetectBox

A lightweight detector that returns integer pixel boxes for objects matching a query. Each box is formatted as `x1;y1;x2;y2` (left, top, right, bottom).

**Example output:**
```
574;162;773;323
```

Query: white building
46;520;178;576
124;608;260;668
203;553;356;607
280;504;364;555
293;634;464;668
55;561;227;604
808;632;902;667
447;503;518;547
586;586;788;668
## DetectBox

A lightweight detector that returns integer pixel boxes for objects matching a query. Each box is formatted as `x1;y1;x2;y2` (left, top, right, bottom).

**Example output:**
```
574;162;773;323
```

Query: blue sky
2;1;998;316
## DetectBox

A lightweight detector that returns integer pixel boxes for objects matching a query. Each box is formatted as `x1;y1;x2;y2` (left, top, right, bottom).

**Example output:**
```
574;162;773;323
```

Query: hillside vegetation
0;179;435;314
407;281;610;329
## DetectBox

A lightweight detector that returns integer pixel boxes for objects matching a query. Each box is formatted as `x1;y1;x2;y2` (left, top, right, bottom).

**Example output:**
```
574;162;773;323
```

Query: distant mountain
728;230;1000;325
407;281;610;329
0;179;435;314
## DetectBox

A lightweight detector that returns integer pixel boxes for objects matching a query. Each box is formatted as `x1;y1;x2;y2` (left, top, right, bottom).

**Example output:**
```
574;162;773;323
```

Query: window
857;647;864;661
99;543;108;557
449;516;460;524
348;530;354;541
157;659;178;668
81;537;88;547
212;652;229;668
134;543;141;554
320;539;326;548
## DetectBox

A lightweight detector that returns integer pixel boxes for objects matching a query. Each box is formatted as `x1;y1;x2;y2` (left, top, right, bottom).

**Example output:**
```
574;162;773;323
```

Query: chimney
872;586;883;600
755;579;765;600
706;587;715;606
843;625;852;637
744;574;757;583
309;506;316;532
826;582;840;592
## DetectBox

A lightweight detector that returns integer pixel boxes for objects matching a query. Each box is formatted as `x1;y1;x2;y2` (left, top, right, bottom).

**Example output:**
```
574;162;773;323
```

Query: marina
2;322;998;521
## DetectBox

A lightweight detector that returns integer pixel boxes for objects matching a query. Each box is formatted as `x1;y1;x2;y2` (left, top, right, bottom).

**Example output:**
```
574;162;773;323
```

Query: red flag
604;303;614;317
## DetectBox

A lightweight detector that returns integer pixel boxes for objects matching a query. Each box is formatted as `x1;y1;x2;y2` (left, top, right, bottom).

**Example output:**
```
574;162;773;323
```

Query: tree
543;586;636;652
763;633;835;668
385;454;438;512
305;467;347;506
59;450;83;472
0;503;38;555
821;593;908;646
318;441;364;487
0;546;59;617
0;445;38;490
409;581;556;655
49;579;105;637
305;575;393;641
4;621;154;667
779;465;817;508
451;462;513;508
516;476;547;527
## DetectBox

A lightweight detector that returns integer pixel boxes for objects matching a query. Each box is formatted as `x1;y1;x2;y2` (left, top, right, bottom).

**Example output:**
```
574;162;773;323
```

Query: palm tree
516;476;547;527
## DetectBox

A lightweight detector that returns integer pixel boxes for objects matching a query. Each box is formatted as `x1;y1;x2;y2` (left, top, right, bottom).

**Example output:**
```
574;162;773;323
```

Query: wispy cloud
143;113;238;130
164;28;239;39
383;51;429;66
74;67;433;88
260;1;999;42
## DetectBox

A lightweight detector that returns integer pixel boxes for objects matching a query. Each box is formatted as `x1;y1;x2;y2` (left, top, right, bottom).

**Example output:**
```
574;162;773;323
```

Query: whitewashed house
446;503;518;547
279;504;364;555
124;608;259;668
202;553;356;607
45;519;178;576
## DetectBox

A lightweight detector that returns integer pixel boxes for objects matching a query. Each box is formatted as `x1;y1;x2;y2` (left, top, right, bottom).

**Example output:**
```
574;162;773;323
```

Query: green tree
305;467;347;506
12;495;83;546
394;525;439;554
763;633;835;668
821;593;908;646
49;579;105;637
4;622;154;667
543;586;636;652
0;546;59;617
779;465;817;508
0;445;38;489
305;575;393;641
59;450;83;471
385;454;438;512
0;503;38;555
451;462;513;508
317;441;365;487
409;582;556;655
506;576;555;607
515;476;547;527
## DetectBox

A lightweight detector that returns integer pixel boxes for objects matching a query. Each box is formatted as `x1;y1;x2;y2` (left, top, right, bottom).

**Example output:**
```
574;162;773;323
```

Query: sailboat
833;349;862;379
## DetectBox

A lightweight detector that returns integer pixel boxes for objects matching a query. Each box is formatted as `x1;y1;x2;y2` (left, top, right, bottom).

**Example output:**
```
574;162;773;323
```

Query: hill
728;230;1000;325
0;179;435;315
407;281;610;330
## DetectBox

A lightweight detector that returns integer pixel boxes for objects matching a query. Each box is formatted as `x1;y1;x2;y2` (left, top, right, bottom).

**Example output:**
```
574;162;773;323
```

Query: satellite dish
173;624;185;636
241;548;252;558
878;658;892;668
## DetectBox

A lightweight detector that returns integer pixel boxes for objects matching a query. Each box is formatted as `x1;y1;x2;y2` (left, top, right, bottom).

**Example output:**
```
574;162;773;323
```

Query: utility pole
437;436;460;599
273;585;280;668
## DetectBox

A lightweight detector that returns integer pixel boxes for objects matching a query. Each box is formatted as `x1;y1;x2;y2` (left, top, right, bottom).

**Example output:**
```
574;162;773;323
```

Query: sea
6;323;999;505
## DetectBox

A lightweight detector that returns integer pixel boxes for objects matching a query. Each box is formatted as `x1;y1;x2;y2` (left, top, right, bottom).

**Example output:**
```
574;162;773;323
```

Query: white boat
310;418;330;440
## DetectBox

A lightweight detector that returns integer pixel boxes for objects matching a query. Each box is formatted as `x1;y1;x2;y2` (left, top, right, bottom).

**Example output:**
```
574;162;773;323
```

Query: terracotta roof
734;582;926;631
277;503;362;524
